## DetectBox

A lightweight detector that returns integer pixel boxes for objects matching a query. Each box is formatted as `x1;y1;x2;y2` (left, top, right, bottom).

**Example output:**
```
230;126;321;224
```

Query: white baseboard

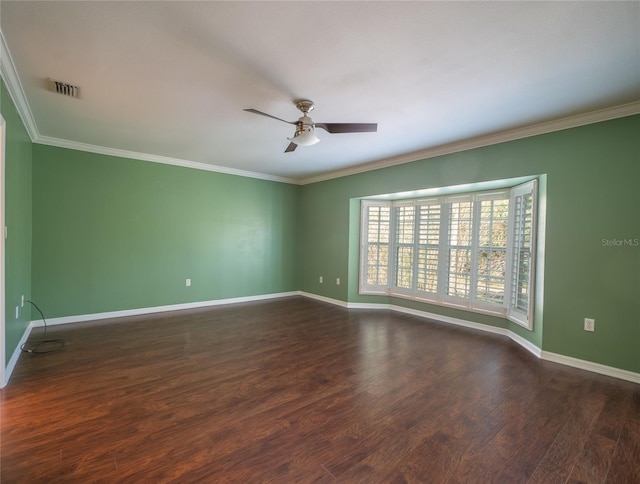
389;303;543;358
508;331;543;358
302;296;541;359
541;351;640;384
1;291;298;387
5;291;637;387
1;322;33;388
31;291;300;327
300;292;637;384
298;291;349;308
390;304;506;335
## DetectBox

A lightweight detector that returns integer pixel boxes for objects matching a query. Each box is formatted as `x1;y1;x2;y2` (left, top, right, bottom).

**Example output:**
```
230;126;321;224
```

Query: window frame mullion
411;203;421;294
468;196;481;305
389;203;399;293
437;200;450;299
504;194;517;316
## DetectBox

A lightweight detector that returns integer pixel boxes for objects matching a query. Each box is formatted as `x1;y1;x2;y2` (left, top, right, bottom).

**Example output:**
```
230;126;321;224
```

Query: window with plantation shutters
360;201;390;293
393;204;415;291
416;201;440;295
446;198;474;300
475;193;510;306
360;180;538;329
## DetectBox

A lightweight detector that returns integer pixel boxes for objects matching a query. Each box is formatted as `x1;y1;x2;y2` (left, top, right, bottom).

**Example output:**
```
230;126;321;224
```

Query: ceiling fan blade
284;142;297;153
244;109;296;125
314;122;377;134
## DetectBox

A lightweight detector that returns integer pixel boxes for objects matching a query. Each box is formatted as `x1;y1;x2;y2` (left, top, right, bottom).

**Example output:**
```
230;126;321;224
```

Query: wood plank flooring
1;297;638;483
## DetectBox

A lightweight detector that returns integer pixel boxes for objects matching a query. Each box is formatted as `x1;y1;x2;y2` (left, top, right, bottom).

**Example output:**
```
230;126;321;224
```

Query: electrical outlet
185;278;191;287
336;278;341;285
21;295;25;307
584;318;595;332
319;276;323;283
15;306;19;319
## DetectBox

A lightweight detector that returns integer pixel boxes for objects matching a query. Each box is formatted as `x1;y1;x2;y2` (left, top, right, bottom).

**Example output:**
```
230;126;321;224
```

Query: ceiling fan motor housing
295;115;315;136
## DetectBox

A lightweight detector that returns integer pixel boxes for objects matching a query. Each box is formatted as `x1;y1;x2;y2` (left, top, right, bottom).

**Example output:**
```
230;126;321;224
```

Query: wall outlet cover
584;318;595;332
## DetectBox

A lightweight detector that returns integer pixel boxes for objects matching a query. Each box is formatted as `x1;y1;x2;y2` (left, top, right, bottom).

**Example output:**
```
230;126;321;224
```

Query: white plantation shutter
360;201;390;293
474;192;510;306
507;180;537;328
445;196;474;300
416;200;441;295
393;202;416;292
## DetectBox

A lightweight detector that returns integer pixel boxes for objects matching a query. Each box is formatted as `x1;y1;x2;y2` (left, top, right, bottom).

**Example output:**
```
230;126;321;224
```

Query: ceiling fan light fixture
290;127;320;146
245;99;376;152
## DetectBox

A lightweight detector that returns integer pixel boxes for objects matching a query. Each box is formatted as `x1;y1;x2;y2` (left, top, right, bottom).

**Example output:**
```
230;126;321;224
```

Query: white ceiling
1;1;639;183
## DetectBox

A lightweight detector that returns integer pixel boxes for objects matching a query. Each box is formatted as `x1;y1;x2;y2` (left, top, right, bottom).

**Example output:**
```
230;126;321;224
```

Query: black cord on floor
20;300;66;354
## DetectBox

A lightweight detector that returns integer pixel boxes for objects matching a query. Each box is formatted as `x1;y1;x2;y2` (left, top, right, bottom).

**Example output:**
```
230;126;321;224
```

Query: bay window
360;180;537;329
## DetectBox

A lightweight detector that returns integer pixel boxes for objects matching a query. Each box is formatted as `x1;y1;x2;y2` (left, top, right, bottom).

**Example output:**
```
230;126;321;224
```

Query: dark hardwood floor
1;297;638;483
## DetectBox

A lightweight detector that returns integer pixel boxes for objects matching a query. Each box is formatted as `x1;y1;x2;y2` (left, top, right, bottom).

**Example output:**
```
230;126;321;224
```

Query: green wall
32;145;299;318
1;80;33;366
298;115;640;373
2;71;639;376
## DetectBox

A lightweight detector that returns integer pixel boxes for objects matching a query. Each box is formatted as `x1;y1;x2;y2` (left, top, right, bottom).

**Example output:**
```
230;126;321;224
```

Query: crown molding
35;135;298;184
299;101;640;185
0;29;297;185
2;28;638;187
0;30;40;141
39;100;638;187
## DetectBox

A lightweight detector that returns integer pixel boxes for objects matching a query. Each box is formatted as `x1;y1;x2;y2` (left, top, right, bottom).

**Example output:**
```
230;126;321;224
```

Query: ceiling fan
244;99;377;153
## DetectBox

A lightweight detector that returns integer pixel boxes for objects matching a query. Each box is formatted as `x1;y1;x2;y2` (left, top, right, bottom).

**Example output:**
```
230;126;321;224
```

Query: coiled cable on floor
20;300;66;354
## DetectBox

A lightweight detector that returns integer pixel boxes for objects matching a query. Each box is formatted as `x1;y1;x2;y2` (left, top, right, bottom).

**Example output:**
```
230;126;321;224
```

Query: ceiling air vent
48;78;80;99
